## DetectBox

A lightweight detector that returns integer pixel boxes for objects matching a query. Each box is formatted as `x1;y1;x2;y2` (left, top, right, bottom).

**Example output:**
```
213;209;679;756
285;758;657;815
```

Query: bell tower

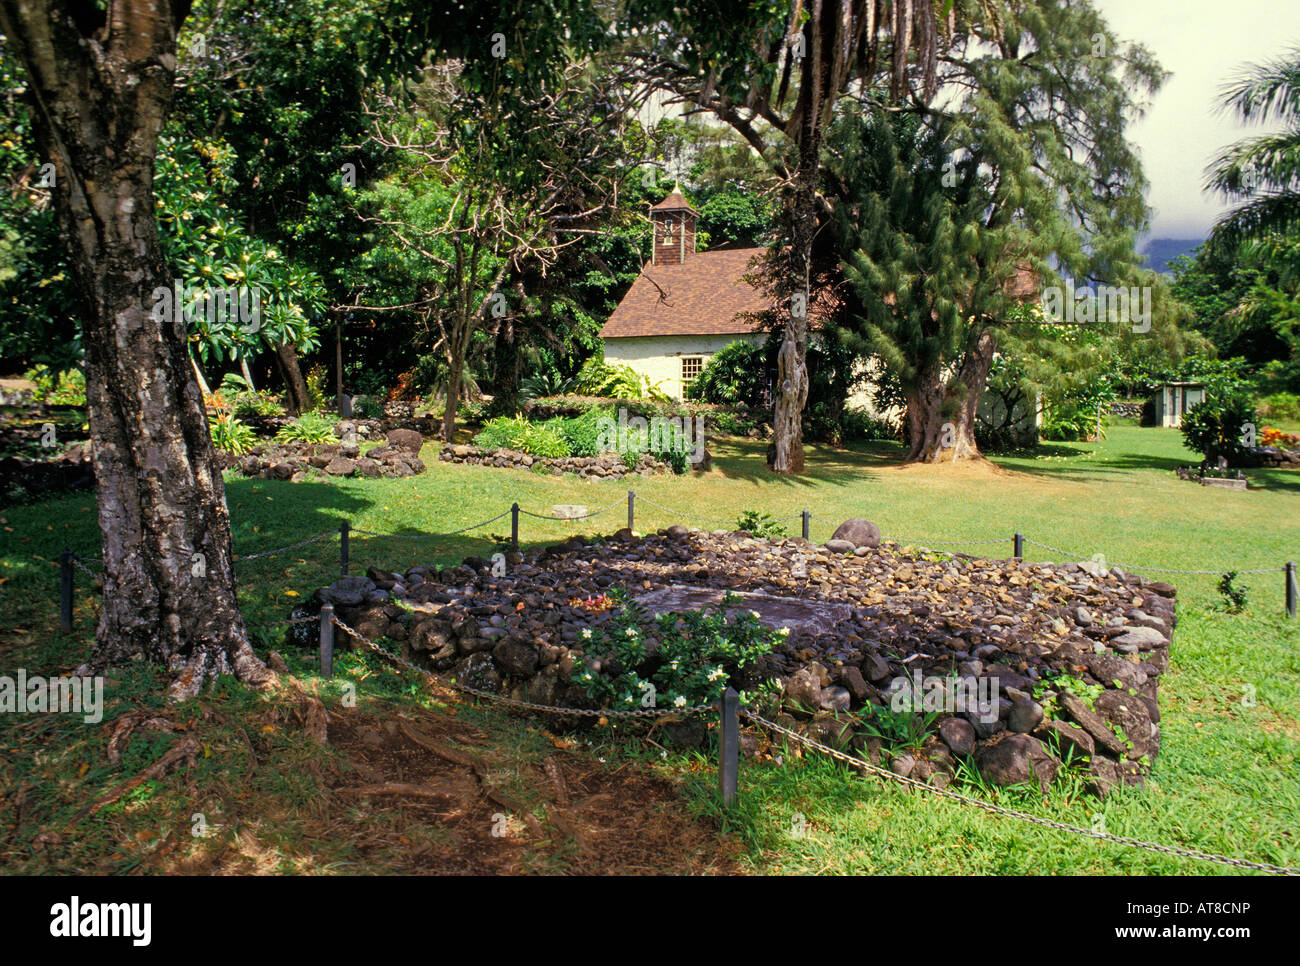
649;187;698;267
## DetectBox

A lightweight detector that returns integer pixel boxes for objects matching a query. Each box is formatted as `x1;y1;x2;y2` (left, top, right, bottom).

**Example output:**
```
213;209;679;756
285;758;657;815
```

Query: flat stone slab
552;505;589;519
633;585;852;635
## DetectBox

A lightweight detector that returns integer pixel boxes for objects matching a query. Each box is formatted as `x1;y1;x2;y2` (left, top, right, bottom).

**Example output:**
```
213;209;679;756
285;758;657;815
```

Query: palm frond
1218;46;1300;125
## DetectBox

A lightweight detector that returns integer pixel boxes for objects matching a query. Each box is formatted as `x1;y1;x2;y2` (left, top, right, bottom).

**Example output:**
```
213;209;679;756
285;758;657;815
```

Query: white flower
674;696;687;707
778;627;790;637
624;627;638;638
750;610;762;620
581;628;593;640
708;667;727;682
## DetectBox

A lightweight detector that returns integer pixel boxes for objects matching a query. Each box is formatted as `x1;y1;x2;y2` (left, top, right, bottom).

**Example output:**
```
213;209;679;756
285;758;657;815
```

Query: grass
1;417;1297;874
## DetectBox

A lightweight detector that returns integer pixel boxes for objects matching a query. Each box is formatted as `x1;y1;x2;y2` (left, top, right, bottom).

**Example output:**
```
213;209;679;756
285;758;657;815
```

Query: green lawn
2;419;1297;874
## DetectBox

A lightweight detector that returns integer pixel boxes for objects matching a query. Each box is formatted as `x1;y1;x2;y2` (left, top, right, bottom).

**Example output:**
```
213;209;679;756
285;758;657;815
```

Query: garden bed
222;429;427;480
1176;465;1250;488
294;523;1173;798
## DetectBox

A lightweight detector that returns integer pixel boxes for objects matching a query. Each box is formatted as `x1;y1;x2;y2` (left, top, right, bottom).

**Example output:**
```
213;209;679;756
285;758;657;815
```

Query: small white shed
1152;381;1206;428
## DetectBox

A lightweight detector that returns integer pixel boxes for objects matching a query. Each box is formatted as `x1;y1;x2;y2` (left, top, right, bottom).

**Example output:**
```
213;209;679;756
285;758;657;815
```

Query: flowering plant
1261;425;1300;447
568;593;614;613
572;592;782;713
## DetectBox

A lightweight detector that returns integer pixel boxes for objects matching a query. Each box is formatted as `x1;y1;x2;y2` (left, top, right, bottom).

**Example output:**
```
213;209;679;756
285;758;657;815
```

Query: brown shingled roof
650;189;698;214
600;248;770;339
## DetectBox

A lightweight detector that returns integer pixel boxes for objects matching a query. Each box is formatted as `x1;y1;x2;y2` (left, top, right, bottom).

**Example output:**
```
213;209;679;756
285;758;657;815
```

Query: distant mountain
1140;237;1202;274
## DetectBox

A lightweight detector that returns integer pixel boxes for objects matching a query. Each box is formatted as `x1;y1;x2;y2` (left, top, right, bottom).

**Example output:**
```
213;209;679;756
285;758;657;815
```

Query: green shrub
736;510;788;539
218;376;285;419
474;416;572;458
713;411;758;437
1181;394;1258;466
304;364;330;412
572;593;783;712
615;418;695;473
574;358;669;401
353;395;385;420
1257;392;1300;423
841;407;899;442
24;365;86;406
210;414;257;454
275;412;339;445
1217;571;1250;613
543;407;613;458
686;340;769;407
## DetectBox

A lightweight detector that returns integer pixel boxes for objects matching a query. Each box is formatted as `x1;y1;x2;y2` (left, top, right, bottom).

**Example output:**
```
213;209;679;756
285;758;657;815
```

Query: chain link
518;496;625;521
69;554;102;578
234;529;339;562
244;614;321;629
743;709;1299;876
634;494;754;528
351;508;513;540
330;615;714;720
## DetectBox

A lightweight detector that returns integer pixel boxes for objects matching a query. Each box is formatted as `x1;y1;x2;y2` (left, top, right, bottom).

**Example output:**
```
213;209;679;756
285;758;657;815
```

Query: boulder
1111;625;1167;653
1093;689;1157;760
1034;718;1095;761
1087;653;1147;691
1059;692;1127;756
831;518;882;549
976;734;1058;793
492;639;539;677
319;576;375;607
938;716;976;756
1008;697;1045;733
324;457;357;476
386;428;424;454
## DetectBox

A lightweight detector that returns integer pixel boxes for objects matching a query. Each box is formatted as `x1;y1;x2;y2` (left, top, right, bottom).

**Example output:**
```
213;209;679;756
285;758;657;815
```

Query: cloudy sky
1094;0;1300;241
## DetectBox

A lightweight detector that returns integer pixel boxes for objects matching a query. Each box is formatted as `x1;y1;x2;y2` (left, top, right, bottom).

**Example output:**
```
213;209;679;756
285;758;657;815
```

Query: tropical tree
628;0;951;474
348;59;649;440
1206;45;1300;245
836;0;1170;461
0;0;275;698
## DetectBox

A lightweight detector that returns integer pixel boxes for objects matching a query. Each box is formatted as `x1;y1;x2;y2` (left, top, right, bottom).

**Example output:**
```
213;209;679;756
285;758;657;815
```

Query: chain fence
38;488;1297;873
330;614;714;720
741;709;1299;876
313;608;1299;877
50;489;1299;635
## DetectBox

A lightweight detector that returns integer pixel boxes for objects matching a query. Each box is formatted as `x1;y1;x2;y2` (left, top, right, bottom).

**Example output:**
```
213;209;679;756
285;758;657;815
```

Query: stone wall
297;522;1173;798
224;429;426;481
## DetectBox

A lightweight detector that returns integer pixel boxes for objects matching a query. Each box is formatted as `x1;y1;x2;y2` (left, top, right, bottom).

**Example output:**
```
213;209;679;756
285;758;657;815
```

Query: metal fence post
339;520;350;576
1014;532;1024;560
511;503;520;551
801;510;810;540
59;548;73;634
719;686;739;807
627;490;635;532
320;603;335;680
1287;562;1297;619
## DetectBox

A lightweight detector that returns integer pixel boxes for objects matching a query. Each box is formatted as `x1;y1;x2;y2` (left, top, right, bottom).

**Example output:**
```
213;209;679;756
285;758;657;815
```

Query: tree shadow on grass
706;437;901;489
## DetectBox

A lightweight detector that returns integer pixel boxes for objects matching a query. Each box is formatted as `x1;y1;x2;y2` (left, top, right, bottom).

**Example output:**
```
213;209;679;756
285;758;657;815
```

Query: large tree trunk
770;139;820;475
904;330;996;463
273;341;311;415
1;0;271;699
441;349;463;443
